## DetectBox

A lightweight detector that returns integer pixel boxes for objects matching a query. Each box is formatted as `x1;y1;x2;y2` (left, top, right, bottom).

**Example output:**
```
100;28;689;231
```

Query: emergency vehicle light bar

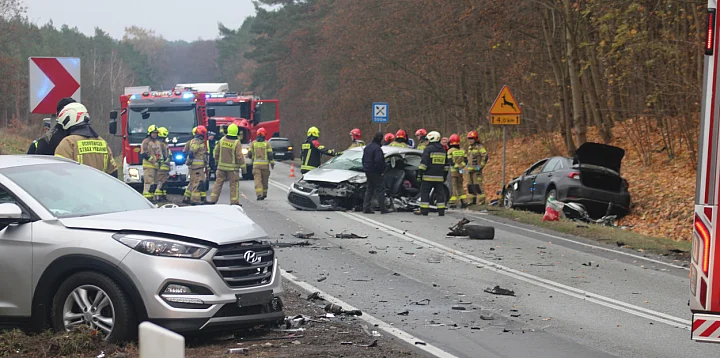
707;9;716;56
695;215;711;274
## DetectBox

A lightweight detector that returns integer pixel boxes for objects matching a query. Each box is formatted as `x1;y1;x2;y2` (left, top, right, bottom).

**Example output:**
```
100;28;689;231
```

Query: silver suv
0;155;283;342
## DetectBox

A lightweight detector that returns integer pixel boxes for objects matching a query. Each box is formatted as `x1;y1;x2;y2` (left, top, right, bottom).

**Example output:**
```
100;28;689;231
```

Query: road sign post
372;102;389;132
29;57;81;115
489;86;521;193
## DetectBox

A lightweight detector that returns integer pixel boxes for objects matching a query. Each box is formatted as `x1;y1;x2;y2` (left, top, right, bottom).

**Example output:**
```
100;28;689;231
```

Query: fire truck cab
108;89;209;191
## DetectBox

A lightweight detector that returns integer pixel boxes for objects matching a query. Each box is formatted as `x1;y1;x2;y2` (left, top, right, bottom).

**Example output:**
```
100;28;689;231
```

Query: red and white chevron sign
29;57;81;114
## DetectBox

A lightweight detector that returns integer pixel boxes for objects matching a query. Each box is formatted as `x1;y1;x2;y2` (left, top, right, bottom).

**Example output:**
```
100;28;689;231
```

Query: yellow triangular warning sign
489;86;521;115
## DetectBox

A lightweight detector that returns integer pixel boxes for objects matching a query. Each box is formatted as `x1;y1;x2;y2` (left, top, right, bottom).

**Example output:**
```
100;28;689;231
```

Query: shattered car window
319;150;364;171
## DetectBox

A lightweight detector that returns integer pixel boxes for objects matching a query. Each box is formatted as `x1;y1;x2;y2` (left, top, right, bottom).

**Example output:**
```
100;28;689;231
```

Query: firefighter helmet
257;127;267;137
195;125;207;137
192;127;197;135
307;126;320;137
396;129;407;139
57;103;90;130
147;124;158;135
449;134;460;145
415;128;427;138
426;131;441;142
384;133;395;143
227;123;239;136
158;127;169;138
467;130;479;140
350;128;362;140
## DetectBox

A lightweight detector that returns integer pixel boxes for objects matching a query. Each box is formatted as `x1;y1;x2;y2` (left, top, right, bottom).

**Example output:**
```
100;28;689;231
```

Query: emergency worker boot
257;196;264;201
460;201;469;209
438;209;445;217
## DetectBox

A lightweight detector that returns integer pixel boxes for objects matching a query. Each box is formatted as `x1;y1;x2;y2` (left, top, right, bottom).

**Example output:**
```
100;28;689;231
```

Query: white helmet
426;131;441;142
57;103;89;130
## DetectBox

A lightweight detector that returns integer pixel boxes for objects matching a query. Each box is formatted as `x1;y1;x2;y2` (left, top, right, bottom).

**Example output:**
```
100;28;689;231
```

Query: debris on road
397;310;410;316
484;285;516;297
325;303;362;316
307;291;325;301
447;218;472;236
293;231;316;239
451;306;467;311
369;250;378;254
412;299;431;306
415;341;427;346
480;314;495;320
427;258;441;263
273;240;313;248
336;233;368;239
227;347;249;355
447;218;495;239
359;340;379;348
317;276;327;282
341;342;354;345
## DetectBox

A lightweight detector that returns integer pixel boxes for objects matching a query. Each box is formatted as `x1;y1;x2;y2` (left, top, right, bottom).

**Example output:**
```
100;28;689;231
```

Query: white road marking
280;269;458;358
270;178;691;329
462;212;689;271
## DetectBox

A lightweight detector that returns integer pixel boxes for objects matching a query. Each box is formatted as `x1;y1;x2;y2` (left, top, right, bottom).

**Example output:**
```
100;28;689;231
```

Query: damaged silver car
287;147;450;211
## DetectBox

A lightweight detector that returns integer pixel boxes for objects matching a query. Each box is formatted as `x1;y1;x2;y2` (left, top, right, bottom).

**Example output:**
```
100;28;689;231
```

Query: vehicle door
532;157;562;202
384;154;406;194
0;184;34;317
514;160;547;204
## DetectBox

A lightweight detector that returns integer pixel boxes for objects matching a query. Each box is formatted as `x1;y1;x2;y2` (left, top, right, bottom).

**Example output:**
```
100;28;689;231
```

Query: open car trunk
574;142;625;192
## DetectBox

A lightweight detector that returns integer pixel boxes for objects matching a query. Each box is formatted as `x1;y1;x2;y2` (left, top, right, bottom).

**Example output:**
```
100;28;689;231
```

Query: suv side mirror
0;203;30;226
207;108;216;117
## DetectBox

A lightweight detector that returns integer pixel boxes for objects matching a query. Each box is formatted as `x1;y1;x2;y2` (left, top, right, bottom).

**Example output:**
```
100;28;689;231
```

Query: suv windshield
269;139;291;148
319;150;365;171
128;105;196;142
1;163;154;218
207;101;251;118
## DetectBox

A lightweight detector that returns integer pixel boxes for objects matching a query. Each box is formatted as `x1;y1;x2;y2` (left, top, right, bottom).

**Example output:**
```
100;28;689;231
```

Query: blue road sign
372;102;389;123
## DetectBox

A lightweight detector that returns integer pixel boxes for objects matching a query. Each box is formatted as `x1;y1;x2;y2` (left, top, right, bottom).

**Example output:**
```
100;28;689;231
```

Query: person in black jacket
300;126;338;174
362;132;389;214
26;118;52;154
415;131;450;216
28;97;76;155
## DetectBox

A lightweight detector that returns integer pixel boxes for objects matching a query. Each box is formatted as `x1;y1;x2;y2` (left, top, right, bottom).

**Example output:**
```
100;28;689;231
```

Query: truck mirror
207;108;216;117
110;110;118;120
142;112;150;120
109;121;117;136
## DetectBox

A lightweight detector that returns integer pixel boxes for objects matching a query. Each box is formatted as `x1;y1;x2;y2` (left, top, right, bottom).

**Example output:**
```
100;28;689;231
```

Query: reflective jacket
214;135;246;173
159;141;171;171
447;146;466;173
389;140;409;148
416;140;429;151
184;136;207;170
466;142;488;172
348;140;365;149
301;136;336;171
141;137;162;170
55;134;117;175
249;139;274;169
418;142;450;182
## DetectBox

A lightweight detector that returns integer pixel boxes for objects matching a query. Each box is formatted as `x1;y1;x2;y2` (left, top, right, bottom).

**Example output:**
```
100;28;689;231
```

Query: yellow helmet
157;127;169;138
192;127;197;135
147;124;158;135
227;123;239;136
307;126;320;137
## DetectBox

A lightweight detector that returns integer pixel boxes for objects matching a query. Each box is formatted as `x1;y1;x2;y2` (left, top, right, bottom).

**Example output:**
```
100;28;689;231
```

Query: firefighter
183;125;208;205
31;97;76;155
447;134;468;209
383;133;395;146
183;127;197;203
390;129;410;148
208;123;246;205
249;127;274;200
140;124;162;200
300;126;338;174
465;130;489;205
154;127;171;202
27;118;52;154
415;129;428;151
348;128;365;149
414;131;449;216
54;103;118;177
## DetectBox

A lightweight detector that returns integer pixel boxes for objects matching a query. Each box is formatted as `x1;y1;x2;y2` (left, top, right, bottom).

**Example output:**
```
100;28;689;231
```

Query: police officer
154;127;171;202
390;129;410;148
301;126;338;174
415;129;429;151
348;128;365;149
54;103;118;177
465;130;489;205
141;124;162;200
183;125;208;205
208;123;247;205
249;127;274;200
447;134;468;209
415;131;449;216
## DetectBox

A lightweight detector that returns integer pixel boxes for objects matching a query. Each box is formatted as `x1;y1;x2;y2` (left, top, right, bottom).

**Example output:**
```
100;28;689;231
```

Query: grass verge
485;207;691;260
0;326;129;357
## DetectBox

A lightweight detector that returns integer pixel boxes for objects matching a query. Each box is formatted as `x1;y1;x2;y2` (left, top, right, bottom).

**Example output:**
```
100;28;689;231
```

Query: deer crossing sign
489;85;520;125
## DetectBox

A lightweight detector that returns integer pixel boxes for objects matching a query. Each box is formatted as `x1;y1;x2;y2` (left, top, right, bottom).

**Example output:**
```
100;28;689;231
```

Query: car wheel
545;188;557;207
503;186;515;209
464;224;495;240
51;271;135;343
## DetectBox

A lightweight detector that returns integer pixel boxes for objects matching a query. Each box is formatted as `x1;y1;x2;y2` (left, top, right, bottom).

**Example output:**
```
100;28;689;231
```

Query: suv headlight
113;233;209;259
348;175;367;184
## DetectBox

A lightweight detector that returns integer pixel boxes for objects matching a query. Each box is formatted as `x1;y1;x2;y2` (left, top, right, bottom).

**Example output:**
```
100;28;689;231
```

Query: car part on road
464;224;495;240
325;303;362;316
335;233;368;239
292;231;316;239
273;240;313;248
483;285;516;297
447;218;472;236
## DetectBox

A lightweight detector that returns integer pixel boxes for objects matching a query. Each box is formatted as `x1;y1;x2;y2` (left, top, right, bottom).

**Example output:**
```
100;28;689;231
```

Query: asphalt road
176;161;711;358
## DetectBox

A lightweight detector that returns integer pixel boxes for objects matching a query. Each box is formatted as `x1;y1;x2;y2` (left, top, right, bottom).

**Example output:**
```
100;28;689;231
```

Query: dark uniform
301;137;337;174
418;142;450;216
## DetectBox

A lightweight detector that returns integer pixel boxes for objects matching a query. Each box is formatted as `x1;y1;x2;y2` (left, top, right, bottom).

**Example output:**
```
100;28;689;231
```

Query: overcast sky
23;0;257;41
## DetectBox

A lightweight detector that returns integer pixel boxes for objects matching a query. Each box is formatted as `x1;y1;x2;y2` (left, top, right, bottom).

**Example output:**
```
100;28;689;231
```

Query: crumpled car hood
59;205;267;246
302;169;364;184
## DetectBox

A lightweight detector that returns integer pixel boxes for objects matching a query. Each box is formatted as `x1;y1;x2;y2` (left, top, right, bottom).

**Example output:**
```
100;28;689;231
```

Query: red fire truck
108;89;211;191
691;0;720;343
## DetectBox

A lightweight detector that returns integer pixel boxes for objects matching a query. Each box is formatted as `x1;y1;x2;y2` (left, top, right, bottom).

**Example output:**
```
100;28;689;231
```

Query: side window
0;188;17;205
527;160;547;175
541;158;561;173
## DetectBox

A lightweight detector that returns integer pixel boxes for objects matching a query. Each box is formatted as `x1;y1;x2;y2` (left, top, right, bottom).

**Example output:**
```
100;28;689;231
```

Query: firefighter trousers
419;180;446;216
253;166;271;197
209;170;241;205
155;170;169;198
186;169;206;204
143;167;158;199
464;171;485;204
450;172;467;205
